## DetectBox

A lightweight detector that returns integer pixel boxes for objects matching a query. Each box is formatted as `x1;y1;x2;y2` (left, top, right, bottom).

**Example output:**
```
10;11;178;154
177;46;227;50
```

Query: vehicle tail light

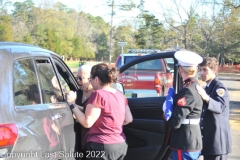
0;123;18;148
154;72;162;96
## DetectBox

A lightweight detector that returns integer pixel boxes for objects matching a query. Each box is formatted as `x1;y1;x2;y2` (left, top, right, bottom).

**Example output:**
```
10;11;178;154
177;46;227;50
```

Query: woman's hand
67;91;77;104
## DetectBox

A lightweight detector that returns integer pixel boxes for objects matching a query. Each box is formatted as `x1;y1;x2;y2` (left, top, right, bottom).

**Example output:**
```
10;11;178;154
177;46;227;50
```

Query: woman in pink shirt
68;63;133;160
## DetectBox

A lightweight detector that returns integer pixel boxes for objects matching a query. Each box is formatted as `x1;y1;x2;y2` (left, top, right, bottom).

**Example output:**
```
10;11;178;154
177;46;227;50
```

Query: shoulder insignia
177;97;186;106
216;88;225;97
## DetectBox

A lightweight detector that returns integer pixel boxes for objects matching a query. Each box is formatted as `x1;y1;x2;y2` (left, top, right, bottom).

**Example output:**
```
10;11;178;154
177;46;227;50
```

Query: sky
51;0;165;24
9;0;209;25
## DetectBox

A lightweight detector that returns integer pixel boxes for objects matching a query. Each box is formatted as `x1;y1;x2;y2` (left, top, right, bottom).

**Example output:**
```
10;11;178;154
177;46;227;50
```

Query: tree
135;13;164;49
44;28;57;52
200;0;240;64
0;0;11;16
0;16;12;41
113;22;135;61
160;0;200;50
95;33;109;61
11;0;35;43
106;0;136;64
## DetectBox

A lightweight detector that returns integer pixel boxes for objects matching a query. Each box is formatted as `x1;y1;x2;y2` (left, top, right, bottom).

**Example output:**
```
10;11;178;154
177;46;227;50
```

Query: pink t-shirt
82;89;128;146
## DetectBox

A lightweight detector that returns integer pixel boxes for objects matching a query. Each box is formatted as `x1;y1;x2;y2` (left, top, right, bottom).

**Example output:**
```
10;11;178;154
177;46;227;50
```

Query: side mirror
111;82;125;94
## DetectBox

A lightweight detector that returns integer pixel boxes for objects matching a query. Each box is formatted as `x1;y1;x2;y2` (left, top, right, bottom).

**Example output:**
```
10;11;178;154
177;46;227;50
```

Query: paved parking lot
219;73;240;159
71;68;240;159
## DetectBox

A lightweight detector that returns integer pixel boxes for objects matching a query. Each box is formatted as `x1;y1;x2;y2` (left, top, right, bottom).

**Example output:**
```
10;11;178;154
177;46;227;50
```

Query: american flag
164;86;175;121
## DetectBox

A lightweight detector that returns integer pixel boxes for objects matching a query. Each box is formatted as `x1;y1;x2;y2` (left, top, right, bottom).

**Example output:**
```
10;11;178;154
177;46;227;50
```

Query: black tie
205;86;209;94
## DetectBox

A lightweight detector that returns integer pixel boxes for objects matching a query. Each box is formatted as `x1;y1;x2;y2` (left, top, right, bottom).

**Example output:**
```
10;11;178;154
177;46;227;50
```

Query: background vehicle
0;42;78;160
165;58;174;70
115;49;174;97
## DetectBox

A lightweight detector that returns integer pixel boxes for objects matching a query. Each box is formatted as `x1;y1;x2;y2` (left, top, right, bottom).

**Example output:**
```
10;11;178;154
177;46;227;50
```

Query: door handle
52;113;62;120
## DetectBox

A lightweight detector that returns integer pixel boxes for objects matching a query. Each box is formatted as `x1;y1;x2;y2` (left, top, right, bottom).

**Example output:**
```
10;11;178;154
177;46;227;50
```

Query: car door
31;57;74;159
13;57;62;160
50;54;81;158
119;51;181;160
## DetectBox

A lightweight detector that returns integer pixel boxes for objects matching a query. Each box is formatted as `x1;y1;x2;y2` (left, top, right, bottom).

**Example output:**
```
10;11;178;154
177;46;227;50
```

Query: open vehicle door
119;51;181;160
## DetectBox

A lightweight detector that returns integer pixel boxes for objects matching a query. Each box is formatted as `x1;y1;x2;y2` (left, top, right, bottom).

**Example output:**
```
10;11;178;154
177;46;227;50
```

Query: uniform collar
183;77;197;84
206;77;218;88
182;77;197;88
206;80;212;87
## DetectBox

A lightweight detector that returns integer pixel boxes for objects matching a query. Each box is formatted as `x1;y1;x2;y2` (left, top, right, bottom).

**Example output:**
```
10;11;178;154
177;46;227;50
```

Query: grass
65;61;116;69
65;61;80;68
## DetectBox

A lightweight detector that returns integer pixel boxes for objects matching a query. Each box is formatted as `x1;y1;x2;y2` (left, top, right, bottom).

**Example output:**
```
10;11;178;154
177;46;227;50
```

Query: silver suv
0;42;78;160
0;43;176;160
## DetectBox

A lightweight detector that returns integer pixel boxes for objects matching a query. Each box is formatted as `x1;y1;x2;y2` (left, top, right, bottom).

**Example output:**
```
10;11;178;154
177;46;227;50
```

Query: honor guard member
196;57;232;160
165;51;203;160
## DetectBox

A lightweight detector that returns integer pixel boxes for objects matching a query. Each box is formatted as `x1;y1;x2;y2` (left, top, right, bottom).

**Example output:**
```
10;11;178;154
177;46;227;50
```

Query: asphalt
220;73;240;160
70;67;240;159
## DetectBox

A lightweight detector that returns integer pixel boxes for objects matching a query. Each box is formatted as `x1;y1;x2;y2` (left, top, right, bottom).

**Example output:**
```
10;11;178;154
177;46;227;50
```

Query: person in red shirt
67;63;133;160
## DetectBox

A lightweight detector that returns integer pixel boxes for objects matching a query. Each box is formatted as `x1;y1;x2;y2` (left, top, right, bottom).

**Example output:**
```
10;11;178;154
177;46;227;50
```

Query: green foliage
5;0;240;64
135;13;164;49
0;16;12;41
72;37;84;58
44;28;57;52
95;33;109;61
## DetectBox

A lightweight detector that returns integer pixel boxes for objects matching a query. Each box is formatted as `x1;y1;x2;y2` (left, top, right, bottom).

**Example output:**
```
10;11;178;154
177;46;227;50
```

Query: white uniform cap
174;51;203;66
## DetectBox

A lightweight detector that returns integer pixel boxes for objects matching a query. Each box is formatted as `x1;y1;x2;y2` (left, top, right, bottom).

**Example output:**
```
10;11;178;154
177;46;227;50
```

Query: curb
230;101;240;114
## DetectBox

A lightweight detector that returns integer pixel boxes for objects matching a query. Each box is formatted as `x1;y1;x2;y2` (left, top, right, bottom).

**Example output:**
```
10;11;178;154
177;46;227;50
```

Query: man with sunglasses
165;51;203;160
196;57;232;160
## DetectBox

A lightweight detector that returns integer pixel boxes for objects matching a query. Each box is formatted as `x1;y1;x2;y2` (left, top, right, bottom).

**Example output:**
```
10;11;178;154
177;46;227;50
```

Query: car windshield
119;56;162;70
165;58;174;64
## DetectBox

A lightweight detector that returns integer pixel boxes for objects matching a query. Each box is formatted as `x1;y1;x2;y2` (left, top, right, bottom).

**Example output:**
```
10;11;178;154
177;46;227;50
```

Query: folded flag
164;86;176;121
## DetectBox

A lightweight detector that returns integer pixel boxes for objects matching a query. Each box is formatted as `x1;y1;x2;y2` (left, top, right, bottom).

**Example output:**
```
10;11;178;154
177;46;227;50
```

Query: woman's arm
76;105;84;112
72;104;101;128
67;91;100;128
123;105;133;125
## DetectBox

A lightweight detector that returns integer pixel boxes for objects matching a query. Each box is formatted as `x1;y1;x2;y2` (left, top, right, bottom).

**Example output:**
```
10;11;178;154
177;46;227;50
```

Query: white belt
181;118;200;125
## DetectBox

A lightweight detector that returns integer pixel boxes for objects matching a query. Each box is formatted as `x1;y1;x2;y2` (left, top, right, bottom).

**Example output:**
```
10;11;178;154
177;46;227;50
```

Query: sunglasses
77;76;89;81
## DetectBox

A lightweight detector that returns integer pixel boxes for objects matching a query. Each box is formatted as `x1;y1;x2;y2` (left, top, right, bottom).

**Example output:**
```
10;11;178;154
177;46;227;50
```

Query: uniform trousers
172;150;201;160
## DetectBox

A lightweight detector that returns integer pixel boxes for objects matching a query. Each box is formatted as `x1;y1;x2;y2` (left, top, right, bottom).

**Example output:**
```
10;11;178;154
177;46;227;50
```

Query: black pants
203;154;228;160
75;130;84;160
83;141;128;160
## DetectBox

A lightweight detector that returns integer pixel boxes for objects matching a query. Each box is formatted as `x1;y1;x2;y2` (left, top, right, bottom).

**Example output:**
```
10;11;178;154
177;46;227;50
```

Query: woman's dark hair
91;63;119;86
24;84;39;102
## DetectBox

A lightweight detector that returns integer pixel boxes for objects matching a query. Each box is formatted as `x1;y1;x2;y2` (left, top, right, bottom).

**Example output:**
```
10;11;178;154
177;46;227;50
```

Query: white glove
162;101;166;114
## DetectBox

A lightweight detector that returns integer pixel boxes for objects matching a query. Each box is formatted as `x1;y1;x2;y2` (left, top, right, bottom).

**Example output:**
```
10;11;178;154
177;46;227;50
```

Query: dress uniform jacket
200;78;232;155
167;78;203;151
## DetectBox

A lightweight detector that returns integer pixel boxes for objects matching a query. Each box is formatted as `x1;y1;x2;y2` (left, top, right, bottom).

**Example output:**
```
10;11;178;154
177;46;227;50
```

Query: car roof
120;54;149;56
0;42;59;59
0;42;39;47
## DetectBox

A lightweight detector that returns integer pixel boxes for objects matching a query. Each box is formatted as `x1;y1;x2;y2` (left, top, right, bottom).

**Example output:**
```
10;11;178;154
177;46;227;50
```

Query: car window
14;58;41;106
35;59;64;103
119;58;174;98
165;58;174;70
116;56;141;68
118;56;162;70
53;59;72;94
